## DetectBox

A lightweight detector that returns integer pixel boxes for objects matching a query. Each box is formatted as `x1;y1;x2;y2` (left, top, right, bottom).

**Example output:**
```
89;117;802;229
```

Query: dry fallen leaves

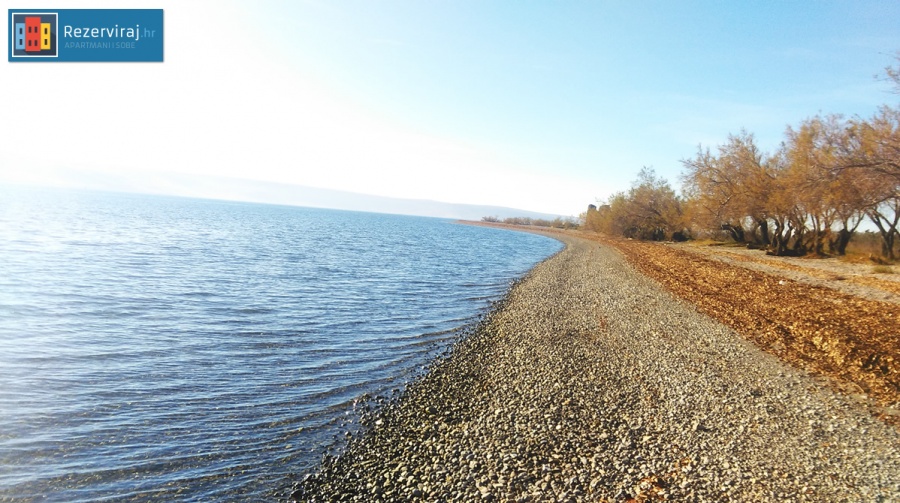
588;234;900;427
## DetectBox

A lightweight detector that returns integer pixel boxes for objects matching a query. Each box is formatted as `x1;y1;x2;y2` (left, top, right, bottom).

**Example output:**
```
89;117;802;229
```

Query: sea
0;186;562;502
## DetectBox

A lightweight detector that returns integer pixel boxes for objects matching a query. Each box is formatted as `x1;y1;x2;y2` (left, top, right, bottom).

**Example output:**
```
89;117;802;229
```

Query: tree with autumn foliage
781;115;868;255
680;131;776;247
680;116;895;257
594;167;686;241
843;107;900;259
590;54;900;259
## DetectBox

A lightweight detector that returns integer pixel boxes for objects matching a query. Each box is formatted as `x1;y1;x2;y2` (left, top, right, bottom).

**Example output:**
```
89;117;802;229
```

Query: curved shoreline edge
289;234;900;502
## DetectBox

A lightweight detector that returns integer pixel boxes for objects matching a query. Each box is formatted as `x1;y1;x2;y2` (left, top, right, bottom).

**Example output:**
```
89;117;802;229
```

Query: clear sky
3;1;899;216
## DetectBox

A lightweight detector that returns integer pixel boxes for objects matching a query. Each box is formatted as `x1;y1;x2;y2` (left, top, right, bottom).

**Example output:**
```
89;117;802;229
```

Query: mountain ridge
2;167;571;221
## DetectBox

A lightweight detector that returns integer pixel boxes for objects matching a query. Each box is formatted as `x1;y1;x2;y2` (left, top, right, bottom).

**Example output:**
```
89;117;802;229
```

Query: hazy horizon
3;1;899;215
0;168;573;221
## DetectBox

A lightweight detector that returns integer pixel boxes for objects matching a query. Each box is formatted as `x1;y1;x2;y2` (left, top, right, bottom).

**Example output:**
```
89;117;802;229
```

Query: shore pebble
290;235;900;502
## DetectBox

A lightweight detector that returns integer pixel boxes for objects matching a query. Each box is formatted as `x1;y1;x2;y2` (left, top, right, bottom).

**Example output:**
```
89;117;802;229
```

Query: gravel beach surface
290;235;900;502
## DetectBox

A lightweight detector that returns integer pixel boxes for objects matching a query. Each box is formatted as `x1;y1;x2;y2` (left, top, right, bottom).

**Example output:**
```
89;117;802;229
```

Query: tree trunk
792;232;808;255
830;228;854;255
769;220;792;256
883;232;897;260
722;223;745;243
756;219;771;246
868;209;900;260
813;230;828;256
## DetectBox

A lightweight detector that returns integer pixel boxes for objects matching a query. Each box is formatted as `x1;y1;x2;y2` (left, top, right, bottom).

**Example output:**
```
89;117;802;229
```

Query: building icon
11;13;57;57
14;21;24;50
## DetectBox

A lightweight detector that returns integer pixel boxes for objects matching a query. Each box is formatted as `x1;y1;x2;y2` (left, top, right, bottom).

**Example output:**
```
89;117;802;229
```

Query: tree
782;115;865;255
673;53;900;259
847;106;900;184
680;131;774;245
843;108;900;258
582;204;603;232
868;196;900;259
597;168;684;240
680;145;745;241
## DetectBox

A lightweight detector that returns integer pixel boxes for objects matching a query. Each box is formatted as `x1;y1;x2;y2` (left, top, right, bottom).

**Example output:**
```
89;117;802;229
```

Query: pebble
287;235;900;502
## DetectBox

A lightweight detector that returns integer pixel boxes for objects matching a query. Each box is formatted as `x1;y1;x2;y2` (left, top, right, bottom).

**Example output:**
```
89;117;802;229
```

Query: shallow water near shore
0;186;561;502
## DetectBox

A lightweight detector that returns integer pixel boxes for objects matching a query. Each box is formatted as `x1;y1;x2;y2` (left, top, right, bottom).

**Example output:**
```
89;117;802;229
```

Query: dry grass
873;265;895;275
841;233;898;265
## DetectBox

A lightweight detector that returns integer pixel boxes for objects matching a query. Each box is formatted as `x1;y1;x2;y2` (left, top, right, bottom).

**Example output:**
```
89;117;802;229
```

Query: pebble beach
291;234;900;502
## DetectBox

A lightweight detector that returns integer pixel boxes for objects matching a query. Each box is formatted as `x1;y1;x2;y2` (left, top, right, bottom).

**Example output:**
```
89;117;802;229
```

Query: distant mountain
3;167;567;221
169;174;568;220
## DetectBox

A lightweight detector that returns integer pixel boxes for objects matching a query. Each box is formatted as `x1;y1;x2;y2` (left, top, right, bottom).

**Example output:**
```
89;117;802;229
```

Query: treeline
481;215;578;229
585;59;900;259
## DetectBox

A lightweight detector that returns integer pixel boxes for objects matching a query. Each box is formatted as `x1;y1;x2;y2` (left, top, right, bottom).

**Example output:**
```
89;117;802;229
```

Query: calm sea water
0;187;561;502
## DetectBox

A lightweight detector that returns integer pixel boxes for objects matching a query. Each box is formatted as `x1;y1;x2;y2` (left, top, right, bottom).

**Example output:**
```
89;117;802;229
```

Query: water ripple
0;187;561;501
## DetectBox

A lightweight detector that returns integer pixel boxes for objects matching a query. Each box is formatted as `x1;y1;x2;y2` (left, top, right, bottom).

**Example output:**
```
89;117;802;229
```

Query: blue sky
273;1;898;173
3;1;899;216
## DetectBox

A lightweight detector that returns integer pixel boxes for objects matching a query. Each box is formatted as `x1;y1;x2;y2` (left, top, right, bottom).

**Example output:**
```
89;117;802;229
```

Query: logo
9;9;163;62
11;12;57;57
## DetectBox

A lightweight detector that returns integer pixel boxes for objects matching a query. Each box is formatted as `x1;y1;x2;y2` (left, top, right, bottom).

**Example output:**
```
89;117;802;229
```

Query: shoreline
467;223;900;419
289;234;900;501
